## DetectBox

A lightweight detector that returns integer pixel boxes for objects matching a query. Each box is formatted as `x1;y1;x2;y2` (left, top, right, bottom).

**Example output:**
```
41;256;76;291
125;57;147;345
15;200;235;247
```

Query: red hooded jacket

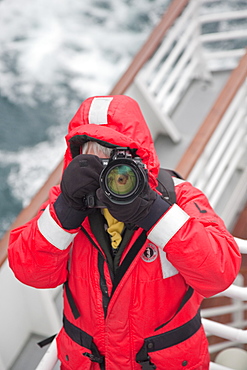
8;95;241;369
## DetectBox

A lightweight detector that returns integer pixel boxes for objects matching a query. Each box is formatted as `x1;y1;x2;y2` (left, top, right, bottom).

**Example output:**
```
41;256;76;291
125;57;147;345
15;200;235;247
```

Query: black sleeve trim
137;196;170;231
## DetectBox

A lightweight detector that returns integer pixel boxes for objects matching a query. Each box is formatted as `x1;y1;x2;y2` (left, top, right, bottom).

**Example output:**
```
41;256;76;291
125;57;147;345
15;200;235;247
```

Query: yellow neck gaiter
102;208;124;250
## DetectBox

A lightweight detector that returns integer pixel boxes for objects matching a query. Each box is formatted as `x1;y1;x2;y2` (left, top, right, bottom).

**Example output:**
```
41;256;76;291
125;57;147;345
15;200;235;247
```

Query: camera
85;147;147;208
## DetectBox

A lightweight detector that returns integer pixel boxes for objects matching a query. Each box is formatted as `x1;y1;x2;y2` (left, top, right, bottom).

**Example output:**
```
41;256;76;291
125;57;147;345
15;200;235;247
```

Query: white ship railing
126;0;247;141
126;0;247;229
185;74;247;229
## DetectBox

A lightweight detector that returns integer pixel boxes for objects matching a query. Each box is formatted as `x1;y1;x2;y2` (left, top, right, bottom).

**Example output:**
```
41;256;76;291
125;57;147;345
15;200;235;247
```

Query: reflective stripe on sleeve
147;204;190;248
37;206;78;250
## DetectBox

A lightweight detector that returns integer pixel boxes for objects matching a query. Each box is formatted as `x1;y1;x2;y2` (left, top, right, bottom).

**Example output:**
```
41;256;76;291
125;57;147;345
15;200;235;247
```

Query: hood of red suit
64;95;160;188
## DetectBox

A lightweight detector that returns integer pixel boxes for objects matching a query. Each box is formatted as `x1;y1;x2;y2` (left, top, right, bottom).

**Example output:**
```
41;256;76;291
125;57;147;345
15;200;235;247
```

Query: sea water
0;0;172;237
0;0;247;238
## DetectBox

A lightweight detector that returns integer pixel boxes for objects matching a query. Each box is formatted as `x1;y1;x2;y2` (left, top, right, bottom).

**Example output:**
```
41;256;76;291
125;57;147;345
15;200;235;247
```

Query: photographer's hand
54;154;103;229
97;184;171;231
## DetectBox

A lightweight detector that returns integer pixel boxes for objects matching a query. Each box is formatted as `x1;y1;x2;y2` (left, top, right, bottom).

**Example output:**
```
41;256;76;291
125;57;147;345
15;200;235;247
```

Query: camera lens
100;156;146;204
106;165;137;196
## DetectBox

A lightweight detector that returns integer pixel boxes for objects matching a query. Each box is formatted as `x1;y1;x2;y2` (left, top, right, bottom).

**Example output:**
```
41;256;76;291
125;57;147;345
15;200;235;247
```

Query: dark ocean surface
0;0;172;237
0;0;247;238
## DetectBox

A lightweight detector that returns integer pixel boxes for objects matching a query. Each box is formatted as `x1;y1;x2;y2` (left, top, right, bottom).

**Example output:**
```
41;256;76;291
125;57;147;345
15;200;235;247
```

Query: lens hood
100;157;147;205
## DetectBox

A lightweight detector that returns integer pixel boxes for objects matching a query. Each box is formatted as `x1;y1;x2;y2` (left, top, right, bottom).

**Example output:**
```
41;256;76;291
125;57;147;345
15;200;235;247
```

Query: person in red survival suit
8;95;241;370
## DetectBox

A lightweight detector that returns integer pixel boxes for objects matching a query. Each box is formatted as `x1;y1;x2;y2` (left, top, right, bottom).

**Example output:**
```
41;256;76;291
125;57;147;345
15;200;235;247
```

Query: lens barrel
100;158;146;204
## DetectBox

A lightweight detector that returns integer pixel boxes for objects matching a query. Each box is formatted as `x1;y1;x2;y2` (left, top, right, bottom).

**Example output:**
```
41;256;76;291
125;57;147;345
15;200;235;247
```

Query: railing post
192;0;212;82
232;274;245;329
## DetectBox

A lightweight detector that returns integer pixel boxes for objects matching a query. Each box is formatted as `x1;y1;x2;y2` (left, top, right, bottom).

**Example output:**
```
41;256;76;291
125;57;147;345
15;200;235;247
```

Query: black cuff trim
137;196;170;231
54;194;87;230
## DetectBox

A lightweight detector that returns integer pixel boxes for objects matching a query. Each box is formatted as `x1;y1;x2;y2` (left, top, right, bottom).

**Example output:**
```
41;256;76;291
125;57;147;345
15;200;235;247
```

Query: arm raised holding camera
54;154;103;229
97;178;241;297
8;154;103;287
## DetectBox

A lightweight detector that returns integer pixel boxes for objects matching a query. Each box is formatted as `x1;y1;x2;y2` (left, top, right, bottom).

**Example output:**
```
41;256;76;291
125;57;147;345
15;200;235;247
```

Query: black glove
54;154;103;229
96;184;171;231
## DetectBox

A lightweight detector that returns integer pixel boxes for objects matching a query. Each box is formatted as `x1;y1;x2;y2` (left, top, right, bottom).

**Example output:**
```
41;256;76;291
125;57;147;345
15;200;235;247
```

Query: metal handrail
111;0;189;95
200;10;247;23
175;50;247;179
133;0;247;125
235;237;247;253
202;318;247;344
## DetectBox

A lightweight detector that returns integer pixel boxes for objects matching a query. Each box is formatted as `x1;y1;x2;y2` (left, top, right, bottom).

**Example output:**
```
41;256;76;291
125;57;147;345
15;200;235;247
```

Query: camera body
85;147;147;208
